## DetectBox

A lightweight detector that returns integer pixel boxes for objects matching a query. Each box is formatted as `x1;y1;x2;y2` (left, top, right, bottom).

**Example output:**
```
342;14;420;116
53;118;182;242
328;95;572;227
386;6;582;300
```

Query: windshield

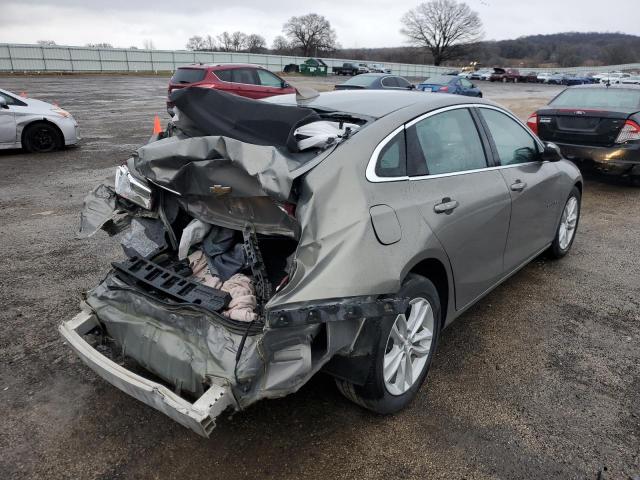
422;75;452;85
342;75;378;86
171;68;207;84
551;88;640;110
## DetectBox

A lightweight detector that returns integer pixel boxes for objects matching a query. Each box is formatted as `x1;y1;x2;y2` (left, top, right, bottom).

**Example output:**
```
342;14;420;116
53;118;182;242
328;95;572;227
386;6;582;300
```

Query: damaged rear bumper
59;310;235;437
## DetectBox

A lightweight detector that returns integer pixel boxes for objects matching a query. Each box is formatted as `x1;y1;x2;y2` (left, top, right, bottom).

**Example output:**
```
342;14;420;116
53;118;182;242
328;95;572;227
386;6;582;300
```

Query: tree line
37;1;640;68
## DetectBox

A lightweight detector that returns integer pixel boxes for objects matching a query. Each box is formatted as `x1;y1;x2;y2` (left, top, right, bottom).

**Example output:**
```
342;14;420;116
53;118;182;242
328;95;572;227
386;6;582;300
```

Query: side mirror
0;97;7;109
281;81;290;88
541;142;562;162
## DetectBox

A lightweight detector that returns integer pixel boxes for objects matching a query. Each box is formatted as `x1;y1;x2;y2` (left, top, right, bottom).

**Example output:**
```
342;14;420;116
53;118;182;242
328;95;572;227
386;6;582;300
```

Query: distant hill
335;32;640;68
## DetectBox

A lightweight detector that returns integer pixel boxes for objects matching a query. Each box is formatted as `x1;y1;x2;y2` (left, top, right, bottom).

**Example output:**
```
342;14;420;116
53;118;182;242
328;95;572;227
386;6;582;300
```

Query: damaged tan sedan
60;87;582;436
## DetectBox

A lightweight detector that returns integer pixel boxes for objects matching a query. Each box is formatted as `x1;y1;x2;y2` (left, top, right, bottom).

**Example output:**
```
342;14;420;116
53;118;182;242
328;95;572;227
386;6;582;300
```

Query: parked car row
332;62;392;75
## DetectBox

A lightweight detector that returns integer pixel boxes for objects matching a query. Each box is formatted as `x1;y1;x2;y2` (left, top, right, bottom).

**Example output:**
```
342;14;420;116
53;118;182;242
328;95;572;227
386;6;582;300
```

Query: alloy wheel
383;297;435;396
558;196;579;250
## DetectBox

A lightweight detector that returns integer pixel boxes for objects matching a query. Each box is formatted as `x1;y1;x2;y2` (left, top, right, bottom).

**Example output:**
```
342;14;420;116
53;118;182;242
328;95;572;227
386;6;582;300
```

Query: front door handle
433;197;459;214
511;180;527;192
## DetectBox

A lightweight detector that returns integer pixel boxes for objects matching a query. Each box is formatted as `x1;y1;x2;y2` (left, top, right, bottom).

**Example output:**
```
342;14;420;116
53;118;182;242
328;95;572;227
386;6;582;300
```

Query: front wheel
23;122;62;153
335;274;441;414
548;186;581;259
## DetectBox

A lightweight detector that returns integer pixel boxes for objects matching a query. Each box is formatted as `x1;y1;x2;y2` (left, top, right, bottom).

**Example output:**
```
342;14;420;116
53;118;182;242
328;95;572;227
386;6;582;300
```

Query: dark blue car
416;75;482;97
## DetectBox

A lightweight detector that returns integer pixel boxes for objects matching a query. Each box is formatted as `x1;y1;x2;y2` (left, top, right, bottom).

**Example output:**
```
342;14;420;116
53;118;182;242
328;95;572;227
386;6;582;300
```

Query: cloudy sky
2;0;638;50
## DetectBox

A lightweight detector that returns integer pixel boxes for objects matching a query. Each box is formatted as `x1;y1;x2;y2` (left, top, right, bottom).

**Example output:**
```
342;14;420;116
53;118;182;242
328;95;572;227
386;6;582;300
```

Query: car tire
23;121;62;153
478;92;483;98
335;274;441;414
548;186;581;259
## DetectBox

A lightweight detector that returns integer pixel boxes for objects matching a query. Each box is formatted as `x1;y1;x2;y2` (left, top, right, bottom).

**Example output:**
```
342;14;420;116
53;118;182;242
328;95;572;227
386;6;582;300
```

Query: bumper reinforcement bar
59;310;235;437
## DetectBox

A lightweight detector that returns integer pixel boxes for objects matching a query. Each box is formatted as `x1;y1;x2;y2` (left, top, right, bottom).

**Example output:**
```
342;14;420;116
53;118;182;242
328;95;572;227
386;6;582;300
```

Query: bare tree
230;31;248;51
246;34;266;53
400;0;483;66
186;35;206;51
217;32;233;52
37;40;56;46
142;39;155;50
283;13;338;56
86;43;113;48
271;35;290;54
203;35;217;51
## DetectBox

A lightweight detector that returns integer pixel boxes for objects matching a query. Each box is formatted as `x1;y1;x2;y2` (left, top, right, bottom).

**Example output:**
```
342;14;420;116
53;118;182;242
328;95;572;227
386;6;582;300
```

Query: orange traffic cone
19;91;27;97
152;115;162;135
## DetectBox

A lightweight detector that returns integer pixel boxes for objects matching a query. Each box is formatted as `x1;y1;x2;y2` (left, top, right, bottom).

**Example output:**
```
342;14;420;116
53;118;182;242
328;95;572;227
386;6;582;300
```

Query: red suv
167;63;296;113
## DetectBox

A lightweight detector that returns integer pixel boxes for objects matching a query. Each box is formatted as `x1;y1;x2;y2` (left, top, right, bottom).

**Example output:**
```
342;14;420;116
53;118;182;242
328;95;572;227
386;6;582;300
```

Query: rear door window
480;108;539;165
256;69;283;87
407;108;487;176
231;68;259;85
381;77;399;88
375;130;406;178
170;68;206;84
395;77;412;88
214;69;233;82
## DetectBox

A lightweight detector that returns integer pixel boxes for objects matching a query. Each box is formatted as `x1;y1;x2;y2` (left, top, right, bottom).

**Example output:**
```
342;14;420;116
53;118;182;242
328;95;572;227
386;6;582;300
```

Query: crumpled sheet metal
134;134;315;202
86;274;262;397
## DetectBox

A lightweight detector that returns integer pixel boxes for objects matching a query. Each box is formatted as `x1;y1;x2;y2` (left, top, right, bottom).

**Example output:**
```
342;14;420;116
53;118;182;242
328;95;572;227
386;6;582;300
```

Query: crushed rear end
60;87;406;436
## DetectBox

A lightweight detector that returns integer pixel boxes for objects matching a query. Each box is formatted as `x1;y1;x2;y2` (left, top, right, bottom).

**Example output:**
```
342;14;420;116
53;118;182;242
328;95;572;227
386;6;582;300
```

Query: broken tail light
527;112;539;135
115;165;153;210
615;120;640;144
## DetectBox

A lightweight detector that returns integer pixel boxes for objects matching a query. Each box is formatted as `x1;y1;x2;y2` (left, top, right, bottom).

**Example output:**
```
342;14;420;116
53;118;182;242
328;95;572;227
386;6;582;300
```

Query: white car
599;72;631;84
0;88;80;152
369;63;392;74
621;76;640;85
536;72;553;83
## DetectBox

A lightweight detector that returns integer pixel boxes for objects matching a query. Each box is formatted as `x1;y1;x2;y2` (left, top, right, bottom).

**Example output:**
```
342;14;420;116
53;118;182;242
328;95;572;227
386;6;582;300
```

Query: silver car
60;88;582;436
0;88;80;152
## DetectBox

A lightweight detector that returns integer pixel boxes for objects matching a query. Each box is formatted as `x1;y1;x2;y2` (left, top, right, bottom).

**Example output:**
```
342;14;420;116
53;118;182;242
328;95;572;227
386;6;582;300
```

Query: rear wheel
23;122;62;153
548;186;581;259
335;274;441;414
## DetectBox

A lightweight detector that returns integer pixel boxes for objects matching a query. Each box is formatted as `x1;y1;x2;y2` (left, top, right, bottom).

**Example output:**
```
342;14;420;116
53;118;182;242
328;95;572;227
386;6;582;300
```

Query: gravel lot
0;75;638;480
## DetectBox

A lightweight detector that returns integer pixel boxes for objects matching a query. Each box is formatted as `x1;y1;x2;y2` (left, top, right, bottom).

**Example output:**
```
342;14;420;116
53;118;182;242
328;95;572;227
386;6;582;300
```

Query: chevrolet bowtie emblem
210;185;232;195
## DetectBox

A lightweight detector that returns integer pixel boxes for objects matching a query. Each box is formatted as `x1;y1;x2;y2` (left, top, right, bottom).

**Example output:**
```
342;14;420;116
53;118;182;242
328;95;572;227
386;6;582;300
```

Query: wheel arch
20;118;64;149
574;180;583;196
403;256;452;329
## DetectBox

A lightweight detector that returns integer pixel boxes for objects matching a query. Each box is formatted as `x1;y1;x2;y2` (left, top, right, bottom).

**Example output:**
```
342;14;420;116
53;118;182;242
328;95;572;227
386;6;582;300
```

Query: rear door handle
510;180;527;192
433;197;459;214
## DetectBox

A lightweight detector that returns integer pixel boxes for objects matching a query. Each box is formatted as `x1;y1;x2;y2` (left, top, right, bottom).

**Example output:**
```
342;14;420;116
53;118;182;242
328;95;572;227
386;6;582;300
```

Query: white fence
1;43;639;77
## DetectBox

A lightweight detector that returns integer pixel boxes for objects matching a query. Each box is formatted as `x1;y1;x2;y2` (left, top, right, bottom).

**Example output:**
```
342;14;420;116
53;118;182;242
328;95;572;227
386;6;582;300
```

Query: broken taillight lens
615;120;640;143
277;201;297;218
526;112;539;135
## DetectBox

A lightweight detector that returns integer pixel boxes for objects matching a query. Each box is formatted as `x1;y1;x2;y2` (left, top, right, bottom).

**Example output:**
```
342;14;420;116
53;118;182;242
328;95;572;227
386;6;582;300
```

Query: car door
407;106;512;309
477;106;563;272
255;69;288;98
0;92;17;145
459;78;478;97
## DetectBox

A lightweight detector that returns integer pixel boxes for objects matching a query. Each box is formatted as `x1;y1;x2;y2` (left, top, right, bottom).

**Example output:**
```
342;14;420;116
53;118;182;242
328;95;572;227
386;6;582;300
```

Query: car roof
566;84;640;90
264;89;493;119
177;63;266;70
